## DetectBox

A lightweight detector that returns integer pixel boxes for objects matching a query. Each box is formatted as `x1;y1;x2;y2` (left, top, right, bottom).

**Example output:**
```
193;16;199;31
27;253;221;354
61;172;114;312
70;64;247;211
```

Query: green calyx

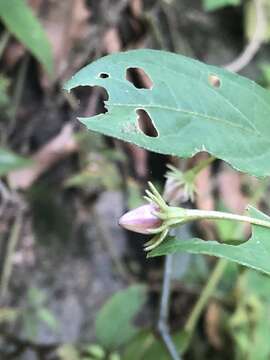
143;182;187;251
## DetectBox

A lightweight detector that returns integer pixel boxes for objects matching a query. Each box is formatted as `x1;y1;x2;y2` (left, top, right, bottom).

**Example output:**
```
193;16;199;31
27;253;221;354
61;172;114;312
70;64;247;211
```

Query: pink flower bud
119;204;162;234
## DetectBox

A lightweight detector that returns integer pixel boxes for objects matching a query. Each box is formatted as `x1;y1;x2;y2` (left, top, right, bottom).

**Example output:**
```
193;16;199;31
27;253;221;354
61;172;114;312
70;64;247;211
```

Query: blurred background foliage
1;0;270;359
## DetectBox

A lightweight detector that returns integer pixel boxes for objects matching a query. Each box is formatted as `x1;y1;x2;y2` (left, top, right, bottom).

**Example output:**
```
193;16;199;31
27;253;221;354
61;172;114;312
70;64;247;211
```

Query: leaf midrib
107;102;267;138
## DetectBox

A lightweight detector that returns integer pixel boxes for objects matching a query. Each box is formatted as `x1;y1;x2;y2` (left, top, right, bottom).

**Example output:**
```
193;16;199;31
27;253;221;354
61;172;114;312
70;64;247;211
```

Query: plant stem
0;211;23;301
165;206;270;231
158;254;182;360
183;208;270;229
10;55;29;122
0;32;10;60
185;258;228;334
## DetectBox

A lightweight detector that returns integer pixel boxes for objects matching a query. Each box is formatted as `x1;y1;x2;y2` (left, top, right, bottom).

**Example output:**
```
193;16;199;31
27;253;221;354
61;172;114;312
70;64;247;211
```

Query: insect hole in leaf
136;109;158;137
126;67;153;89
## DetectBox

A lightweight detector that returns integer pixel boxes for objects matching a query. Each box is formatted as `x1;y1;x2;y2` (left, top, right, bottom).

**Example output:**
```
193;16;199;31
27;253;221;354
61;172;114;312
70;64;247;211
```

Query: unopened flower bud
119;204;162;234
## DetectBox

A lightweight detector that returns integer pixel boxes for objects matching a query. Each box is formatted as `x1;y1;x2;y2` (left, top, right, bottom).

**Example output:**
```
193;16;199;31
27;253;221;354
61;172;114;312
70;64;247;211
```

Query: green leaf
84;344;106;359
57;345;80;360
203;0;241;11
65;50;270;177
230;270;270;359
0;148;32;176
149;207;270;275
123;330;187;360
123;330;170;360
96;285;147;350
0;0;53;74
244;270;270;299
37;308;58;330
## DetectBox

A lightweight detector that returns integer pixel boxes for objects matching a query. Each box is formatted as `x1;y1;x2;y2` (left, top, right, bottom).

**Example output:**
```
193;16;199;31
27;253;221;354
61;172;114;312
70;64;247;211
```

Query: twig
0;180;11;217
158;254;182;360
8;123;78;189
7;55;30;139
0;31;10;60
224;0;266;72
0;210;23;301
144;10;168;50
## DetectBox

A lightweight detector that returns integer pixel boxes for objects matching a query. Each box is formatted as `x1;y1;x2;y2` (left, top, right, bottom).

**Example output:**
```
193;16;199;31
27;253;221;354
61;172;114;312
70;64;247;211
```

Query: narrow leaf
203;0;241;11
0;0;53;74
0;148;32;176
149;207;270;275
65;50;270;177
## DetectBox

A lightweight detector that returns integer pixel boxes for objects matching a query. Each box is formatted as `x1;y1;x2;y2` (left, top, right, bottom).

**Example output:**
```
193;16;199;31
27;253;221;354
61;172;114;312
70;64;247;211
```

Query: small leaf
203;0;241;11
57;345;80;360
37;308;58;330
65;50;270;177
96;285;147;349
122;331;169;360
0;307;18;323
84;344;105;359
123;330;186;360
0;148;32;176
244;270;270;299
149;207;270;275
0;0;53;74
230;270;270;359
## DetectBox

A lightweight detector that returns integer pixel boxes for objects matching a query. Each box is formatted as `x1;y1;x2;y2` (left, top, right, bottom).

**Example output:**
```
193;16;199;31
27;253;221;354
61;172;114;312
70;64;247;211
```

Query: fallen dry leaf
8;124;78;189
103;27;122;53
130;0;143;17
42;0;91;83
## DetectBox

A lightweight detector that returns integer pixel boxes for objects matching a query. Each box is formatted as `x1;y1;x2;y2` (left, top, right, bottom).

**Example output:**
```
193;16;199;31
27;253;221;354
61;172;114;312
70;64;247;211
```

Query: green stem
185;258;228;334
184;208;270;229
166;207;270;230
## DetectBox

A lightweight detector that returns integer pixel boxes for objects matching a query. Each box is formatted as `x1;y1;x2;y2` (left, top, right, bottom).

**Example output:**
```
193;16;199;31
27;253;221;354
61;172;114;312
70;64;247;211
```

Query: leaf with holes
65;49;270;177
149;207;270;275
